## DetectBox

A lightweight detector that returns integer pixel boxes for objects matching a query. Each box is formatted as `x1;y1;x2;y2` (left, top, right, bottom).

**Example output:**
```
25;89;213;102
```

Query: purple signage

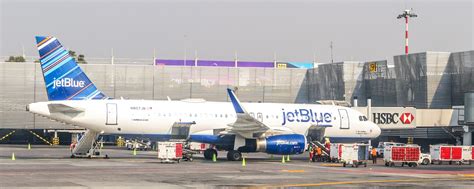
237;61;274;68
155;59;276;68
197;60;235;67
155;59;195;66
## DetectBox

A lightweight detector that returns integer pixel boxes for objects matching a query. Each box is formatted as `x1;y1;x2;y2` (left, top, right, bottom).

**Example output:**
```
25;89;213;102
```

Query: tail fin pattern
35;36;108;101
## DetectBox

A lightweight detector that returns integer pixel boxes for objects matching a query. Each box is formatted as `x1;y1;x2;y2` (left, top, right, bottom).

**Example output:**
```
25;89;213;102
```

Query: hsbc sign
373;112;415;125
352;107;416;129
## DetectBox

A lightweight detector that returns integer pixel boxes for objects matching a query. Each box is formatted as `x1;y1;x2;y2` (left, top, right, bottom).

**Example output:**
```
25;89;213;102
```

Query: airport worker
371;147;377;164
70;141;76;153
309;145;314;161
316;146;322;162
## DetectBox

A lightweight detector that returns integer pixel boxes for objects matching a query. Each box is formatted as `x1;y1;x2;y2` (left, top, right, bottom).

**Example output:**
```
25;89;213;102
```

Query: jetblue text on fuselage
281;108;332;125
53;78;85;89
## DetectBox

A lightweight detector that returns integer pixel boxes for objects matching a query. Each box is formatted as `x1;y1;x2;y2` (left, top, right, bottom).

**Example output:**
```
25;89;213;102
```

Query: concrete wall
308;61;365;104
451;50;474;106
394;52;452;108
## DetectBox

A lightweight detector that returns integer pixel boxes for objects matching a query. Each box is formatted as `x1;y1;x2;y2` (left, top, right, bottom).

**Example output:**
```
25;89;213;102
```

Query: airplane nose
373;123;381;137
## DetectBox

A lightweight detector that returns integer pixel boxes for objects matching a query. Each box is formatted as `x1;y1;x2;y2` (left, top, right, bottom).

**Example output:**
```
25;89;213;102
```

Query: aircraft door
106;103;118;125
338;109;349;129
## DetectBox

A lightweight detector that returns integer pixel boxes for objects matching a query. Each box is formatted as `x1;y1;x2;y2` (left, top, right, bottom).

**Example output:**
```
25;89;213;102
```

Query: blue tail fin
35;36;108;101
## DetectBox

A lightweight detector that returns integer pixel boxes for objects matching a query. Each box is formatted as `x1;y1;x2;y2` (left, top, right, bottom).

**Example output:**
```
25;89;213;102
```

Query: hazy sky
0;0;472;63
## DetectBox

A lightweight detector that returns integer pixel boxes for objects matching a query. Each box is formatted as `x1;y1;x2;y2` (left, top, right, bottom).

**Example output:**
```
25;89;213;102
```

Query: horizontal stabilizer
48;103;84;114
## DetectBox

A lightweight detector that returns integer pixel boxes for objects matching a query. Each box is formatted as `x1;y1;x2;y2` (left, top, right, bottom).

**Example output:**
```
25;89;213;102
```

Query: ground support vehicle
384;145;420;167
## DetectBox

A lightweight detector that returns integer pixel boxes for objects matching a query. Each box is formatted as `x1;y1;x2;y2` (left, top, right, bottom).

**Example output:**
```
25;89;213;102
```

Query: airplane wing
225;88;272;138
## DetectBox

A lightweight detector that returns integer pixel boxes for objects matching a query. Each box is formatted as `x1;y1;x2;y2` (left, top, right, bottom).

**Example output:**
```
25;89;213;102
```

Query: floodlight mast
397;9;417;54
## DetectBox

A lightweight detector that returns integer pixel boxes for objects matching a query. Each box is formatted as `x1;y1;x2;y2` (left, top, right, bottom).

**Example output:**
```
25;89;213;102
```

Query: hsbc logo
373;112;415;125
400;113;415;124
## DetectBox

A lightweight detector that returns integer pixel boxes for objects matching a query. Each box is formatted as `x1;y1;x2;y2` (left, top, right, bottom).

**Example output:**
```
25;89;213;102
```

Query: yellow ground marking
281;170;305;173
460;174;474;177
264;177;474;188
320;163;343;167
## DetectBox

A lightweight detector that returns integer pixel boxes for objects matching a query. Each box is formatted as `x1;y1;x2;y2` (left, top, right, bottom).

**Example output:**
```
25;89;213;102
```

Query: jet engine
255;134;306;155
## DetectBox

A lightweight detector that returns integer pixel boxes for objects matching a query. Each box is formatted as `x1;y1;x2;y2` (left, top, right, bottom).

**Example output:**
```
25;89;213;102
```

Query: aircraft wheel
204;149;213;160
226;150;242;161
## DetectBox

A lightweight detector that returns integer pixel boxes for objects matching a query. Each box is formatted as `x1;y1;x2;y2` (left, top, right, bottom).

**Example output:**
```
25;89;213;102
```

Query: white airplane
28;36;381;160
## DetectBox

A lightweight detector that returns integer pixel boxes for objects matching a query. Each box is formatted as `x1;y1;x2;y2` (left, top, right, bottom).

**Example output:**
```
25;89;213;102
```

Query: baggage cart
337;143;369;168
329;143;342;163
430;145;464;165
157;142;183;163
384;145;420;167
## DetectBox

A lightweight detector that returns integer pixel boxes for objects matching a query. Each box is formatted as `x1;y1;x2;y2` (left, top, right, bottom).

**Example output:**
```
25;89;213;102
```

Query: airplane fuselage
28;99;381;142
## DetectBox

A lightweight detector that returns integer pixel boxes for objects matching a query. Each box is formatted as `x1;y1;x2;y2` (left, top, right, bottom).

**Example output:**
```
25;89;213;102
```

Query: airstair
71;129;105;158
309;141;330;156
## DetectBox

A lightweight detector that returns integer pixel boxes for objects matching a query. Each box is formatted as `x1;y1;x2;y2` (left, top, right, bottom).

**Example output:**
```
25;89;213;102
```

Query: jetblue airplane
27;36;381;160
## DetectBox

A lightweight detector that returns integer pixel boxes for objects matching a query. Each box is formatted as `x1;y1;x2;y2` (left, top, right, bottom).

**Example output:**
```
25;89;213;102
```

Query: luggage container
157;142;183;163
334;143;369;168
462;146;472;164
329;143;342;163
430;145;464;165
384;145;420;167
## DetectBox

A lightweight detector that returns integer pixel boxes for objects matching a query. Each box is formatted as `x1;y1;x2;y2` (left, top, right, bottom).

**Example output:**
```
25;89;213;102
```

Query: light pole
397;9;417;55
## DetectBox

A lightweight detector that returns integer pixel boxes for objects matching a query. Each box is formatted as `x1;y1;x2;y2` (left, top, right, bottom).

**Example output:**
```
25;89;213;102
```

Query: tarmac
1;144;474;188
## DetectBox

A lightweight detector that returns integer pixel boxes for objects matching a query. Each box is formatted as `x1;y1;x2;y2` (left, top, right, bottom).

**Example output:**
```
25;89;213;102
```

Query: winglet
227;88;245;113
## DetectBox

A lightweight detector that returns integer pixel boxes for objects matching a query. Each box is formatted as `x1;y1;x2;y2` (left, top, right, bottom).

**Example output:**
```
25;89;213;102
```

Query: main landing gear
226;150;242;161
204;149;243;161
204;149;217;160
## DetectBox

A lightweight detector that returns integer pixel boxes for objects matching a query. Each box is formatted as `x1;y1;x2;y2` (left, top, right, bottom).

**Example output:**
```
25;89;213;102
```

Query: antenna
330;41;334;63
397;9;418;54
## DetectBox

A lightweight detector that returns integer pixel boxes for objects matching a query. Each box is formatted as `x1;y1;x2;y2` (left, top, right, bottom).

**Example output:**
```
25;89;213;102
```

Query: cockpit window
359;116;369;121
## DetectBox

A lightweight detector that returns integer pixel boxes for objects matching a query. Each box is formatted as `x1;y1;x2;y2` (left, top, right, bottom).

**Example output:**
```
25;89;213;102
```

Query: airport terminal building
0;50;473;148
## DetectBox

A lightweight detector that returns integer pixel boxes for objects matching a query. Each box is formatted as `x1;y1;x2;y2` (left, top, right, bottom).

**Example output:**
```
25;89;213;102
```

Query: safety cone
212;153;217;162
286;155;291;162
281;156;286;164
133;148;137;156
242;156;246;167
11;153;15;161
27;143;31;150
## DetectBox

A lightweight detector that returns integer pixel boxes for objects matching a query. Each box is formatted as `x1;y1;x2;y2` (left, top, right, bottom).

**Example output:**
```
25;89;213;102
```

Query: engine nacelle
256;134;306;155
